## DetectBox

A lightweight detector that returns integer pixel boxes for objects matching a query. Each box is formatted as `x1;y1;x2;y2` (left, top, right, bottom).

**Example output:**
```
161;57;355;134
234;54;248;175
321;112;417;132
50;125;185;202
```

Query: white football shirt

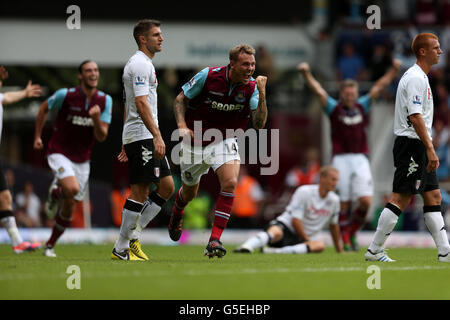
122;50;159;144
394;63;434;139
276;184;340;240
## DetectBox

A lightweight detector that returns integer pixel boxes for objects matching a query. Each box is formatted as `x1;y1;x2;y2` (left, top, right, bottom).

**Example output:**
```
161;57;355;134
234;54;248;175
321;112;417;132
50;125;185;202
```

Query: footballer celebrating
298;59;401;251
169;44;268;258
34;60;112;257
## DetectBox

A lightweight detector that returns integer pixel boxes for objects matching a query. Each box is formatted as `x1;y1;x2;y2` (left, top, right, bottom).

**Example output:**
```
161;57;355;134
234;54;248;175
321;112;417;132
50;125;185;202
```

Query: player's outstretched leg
263;243;313;254
234;231;271;253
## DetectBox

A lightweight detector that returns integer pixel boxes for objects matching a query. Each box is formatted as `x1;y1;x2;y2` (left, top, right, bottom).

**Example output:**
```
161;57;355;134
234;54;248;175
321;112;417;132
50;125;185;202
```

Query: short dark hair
133;19;161;46
78;60;94;73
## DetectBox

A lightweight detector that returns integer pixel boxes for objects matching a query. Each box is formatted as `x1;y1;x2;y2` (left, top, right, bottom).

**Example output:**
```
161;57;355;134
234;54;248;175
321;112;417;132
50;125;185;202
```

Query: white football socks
0;216;23;247
424;210;450;256
242;231;270;251
115;199;143;252
132;199;162;240
271;243;309;254
368;204;400;253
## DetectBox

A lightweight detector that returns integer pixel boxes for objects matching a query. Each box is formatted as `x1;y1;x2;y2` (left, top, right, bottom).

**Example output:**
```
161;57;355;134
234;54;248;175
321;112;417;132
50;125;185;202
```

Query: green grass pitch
1;244;449;300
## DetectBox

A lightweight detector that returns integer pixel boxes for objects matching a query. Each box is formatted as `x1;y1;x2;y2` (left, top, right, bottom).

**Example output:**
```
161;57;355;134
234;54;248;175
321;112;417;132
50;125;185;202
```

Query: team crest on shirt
58;167;65;174
134;76;147;86
235;91;246;103
184;171;193;182
413;95;422;105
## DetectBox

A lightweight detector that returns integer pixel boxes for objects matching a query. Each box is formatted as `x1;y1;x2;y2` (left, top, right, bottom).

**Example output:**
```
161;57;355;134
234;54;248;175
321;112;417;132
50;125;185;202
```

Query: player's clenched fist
33;137;44;150
297;62;310;74
255;76;267;98
88;105;101;119
255;76;267;89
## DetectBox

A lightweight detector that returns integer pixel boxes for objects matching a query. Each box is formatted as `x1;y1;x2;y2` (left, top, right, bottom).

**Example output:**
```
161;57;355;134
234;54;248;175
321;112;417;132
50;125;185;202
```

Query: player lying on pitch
235;166;343;255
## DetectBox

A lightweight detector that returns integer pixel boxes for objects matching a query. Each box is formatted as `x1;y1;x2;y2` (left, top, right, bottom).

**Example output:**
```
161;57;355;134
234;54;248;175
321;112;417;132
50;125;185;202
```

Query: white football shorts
180;138;241;186
331;153;373;202
47;153;90;201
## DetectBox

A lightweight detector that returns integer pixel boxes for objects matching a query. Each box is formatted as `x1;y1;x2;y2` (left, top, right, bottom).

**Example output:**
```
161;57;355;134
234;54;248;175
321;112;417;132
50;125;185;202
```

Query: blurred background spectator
15;180;42;228
229;166;265;229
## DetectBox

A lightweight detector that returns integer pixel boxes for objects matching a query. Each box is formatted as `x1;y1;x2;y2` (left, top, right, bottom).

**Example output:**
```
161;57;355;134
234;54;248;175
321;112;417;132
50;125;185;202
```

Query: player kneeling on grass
235;166;343;254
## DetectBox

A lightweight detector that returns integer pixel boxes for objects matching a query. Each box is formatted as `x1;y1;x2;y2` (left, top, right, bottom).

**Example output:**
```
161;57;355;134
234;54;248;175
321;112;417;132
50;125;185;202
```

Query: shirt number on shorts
225;141;238;154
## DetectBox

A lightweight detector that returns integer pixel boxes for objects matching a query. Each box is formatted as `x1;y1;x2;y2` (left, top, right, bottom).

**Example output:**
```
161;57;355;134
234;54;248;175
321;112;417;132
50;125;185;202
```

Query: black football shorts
124;139;171;185
266;220;304;248
392;136;439;194
0;166;8;192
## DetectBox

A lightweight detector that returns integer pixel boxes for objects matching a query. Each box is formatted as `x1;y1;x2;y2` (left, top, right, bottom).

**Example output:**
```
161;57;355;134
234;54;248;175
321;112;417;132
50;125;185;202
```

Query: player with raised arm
298;59;402;251
111;19;174;261
34;60;112;258
365;33;450;263
0;66;42;253
234;166;342;255
169;44;268;258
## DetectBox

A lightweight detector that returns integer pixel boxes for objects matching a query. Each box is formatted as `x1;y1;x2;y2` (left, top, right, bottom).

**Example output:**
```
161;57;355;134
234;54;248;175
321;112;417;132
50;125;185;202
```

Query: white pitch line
0;265;448;282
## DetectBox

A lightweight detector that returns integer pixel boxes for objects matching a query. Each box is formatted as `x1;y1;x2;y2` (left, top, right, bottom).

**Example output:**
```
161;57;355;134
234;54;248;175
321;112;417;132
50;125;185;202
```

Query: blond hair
229;44;256;62
319;166;339;178
340;79;359;91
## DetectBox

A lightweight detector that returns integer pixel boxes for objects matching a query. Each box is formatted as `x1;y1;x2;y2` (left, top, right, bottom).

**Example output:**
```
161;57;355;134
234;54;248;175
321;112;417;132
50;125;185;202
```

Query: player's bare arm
292;217;310;242
368;59;402;100
329;223;343;253
118;107;128;162
0;66;8;87
252;76;268;129
409;113;439;172
88;104;109;142
2;80;42;105
297;62;328;107
135;95;165;160
33;100;50;150
173;91;194;138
